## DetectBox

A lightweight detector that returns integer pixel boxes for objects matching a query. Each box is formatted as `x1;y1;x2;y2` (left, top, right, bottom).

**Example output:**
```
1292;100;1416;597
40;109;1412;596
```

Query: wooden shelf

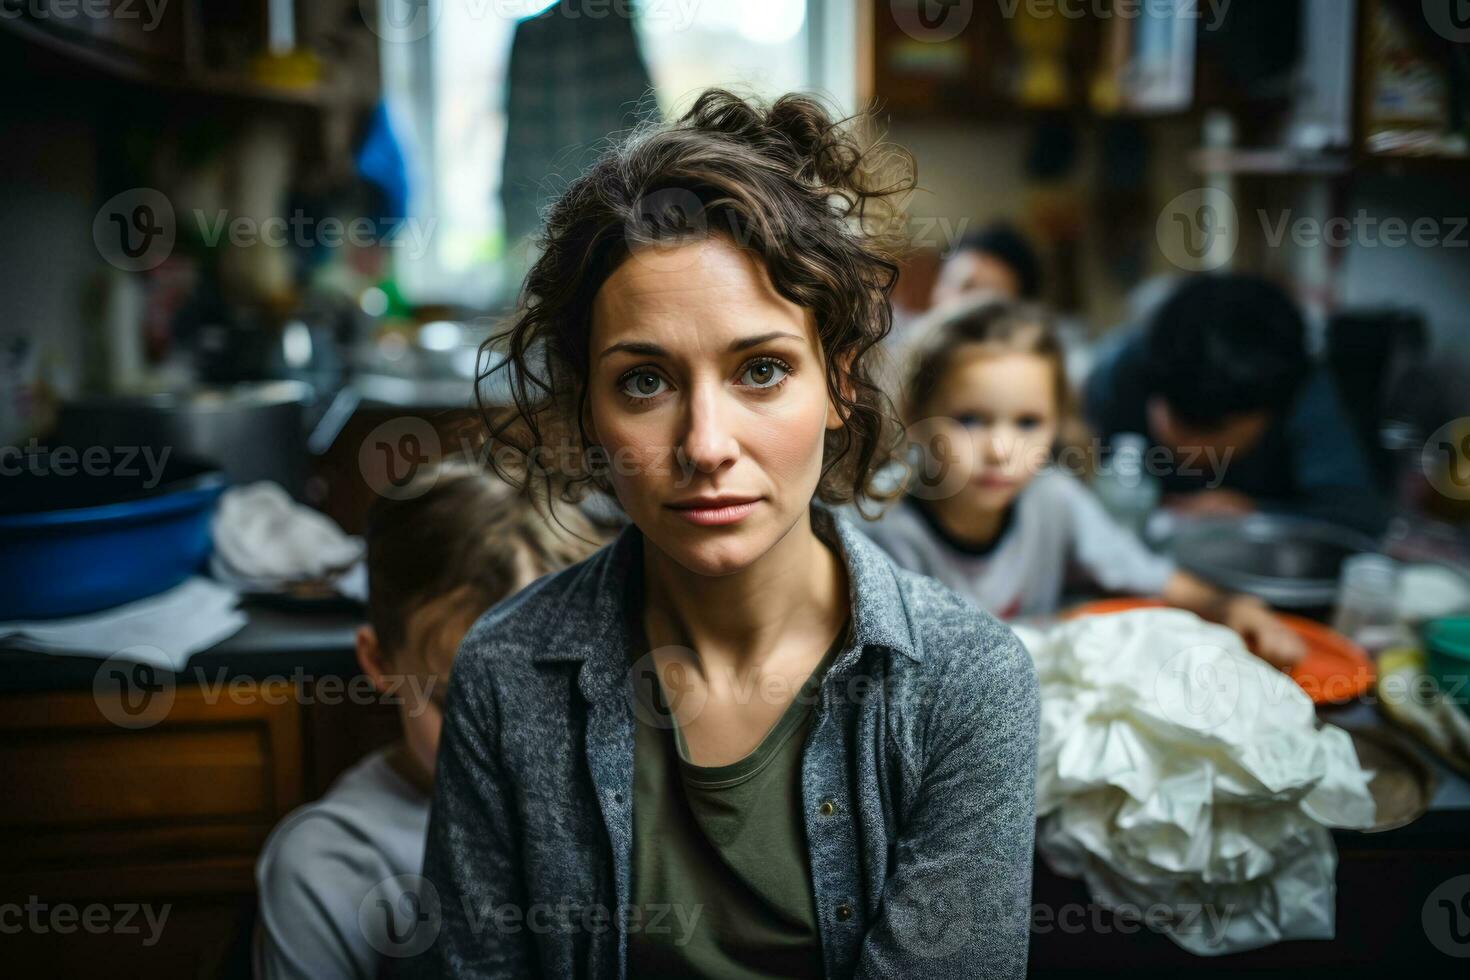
1189;147;1353;176
0;9;372;113
1187;145;1470;179
1359;151;1470;177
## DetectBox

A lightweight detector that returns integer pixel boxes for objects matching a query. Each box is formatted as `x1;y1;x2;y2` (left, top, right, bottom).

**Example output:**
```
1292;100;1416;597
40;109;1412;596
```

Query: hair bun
679;89;907;216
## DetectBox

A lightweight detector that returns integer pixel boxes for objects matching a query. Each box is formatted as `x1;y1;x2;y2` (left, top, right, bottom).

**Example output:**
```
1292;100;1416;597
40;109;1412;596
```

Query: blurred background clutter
3;0;1470;976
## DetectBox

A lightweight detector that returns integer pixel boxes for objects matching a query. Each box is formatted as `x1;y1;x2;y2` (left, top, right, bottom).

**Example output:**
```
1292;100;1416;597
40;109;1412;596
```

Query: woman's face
924;348;1058;513
585;235;844;576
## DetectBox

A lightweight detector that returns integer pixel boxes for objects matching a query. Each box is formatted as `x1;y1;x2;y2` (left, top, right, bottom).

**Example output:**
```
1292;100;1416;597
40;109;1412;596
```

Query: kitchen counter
0;600;362;695
0;598;396;979
2;599;1467;973
5;600;1467;821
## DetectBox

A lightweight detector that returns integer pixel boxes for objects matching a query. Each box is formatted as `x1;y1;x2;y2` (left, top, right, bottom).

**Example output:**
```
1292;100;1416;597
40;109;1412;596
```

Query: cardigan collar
531;499;922;703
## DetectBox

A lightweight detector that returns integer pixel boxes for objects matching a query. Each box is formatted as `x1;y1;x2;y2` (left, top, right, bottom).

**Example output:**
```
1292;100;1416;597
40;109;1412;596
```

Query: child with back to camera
254;463;605;980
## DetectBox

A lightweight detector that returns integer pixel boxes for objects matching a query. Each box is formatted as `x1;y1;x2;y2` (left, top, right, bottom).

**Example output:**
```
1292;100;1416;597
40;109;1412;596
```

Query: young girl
859;297;1305;668
410;91;1040;979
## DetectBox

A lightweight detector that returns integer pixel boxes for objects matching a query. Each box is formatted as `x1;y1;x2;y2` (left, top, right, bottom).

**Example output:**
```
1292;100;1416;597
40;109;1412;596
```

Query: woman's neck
639;507;849;680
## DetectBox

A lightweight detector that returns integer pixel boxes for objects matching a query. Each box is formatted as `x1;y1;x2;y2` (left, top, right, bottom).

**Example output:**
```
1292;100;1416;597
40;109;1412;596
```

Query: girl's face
924;348;1058;513
585;235;845;576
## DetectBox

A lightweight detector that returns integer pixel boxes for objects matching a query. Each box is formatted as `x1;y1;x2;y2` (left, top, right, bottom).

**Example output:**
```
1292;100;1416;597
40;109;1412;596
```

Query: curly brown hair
477;88;916;522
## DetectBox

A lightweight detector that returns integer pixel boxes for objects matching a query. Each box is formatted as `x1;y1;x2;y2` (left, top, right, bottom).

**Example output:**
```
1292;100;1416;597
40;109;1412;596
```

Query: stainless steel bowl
58;381;312;497
1170;514;1381;609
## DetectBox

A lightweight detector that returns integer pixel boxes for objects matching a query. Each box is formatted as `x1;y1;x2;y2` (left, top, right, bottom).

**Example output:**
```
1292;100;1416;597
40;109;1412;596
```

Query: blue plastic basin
0;473;226;620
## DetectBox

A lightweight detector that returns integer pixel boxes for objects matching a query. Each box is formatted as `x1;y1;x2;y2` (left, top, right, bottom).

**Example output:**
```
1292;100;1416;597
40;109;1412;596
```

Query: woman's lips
668;499;762;526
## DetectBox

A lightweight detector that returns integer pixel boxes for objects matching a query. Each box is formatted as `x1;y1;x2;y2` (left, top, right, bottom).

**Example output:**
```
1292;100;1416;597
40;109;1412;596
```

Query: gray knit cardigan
408;499;1040;979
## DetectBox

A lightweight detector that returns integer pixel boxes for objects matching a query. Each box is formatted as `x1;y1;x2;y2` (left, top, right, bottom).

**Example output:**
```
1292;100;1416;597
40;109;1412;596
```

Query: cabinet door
0;679;304;978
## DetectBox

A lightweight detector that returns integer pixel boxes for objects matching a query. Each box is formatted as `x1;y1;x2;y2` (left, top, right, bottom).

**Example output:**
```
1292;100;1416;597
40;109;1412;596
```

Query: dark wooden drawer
0;680;304;978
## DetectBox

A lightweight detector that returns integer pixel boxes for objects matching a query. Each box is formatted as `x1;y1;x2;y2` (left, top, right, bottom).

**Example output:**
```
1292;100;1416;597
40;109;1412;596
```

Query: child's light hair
364;459;607;662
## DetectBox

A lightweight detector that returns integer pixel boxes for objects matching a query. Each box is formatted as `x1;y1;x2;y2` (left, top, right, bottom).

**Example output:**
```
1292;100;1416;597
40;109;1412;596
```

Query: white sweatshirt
848;468;1175;619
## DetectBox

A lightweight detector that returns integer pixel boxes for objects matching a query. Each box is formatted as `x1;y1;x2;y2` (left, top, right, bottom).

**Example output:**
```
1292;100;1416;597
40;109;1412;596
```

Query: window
376;0;854;310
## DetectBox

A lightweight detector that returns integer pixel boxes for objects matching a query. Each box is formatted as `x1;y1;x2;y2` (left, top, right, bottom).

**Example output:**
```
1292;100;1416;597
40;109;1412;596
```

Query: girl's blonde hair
898;297;1088;464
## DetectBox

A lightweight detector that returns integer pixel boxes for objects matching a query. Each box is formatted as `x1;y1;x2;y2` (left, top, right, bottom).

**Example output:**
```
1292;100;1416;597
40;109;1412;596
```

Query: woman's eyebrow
598;331;804;361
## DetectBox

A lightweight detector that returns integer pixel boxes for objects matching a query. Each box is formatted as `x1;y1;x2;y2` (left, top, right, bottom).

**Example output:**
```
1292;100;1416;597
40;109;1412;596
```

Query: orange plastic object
1062;598;1375;705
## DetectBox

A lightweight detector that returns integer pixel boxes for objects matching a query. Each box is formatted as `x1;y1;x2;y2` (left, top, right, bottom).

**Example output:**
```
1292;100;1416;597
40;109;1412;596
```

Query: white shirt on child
254;746;430;980
848;467;1175;618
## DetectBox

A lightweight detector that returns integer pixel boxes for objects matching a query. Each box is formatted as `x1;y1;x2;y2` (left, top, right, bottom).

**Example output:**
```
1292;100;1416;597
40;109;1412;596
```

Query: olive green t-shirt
627;616;850;979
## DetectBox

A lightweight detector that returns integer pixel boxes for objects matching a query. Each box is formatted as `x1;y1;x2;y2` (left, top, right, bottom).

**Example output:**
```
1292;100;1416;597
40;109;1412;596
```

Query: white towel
211;481;363;590
1013;609;1376;955
0;577;244;671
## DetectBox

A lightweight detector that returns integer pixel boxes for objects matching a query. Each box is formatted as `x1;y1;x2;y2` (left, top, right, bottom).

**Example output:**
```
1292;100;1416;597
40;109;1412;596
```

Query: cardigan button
835;903;853;921
818;800;836;816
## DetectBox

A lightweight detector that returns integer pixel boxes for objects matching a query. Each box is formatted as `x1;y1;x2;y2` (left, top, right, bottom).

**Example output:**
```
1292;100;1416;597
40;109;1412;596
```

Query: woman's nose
677;381;740;475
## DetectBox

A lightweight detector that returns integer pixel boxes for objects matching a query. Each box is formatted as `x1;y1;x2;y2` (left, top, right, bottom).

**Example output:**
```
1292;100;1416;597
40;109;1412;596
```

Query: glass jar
1332;554;1409;658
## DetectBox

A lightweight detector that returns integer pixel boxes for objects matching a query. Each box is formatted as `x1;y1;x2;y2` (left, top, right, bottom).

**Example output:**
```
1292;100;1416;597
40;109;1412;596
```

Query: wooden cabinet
0;677;396;978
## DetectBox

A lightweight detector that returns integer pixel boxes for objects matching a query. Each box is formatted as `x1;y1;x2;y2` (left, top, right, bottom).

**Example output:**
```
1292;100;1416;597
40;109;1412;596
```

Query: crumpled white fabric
210;481;363;587
1012;609;1376;955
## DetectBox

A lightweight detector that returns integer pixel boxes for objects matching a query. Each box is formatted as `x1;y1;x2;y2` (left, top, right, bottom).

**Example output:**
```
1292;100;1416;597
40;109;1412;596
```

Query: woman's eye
739;358;790;389
619;370;667;400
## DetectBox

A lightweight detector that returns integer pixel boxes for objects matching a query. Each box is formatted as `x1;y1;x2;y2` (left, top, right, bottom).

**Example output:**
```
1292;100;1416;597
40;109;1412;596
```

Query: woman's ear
355;624;392;695
826;348;859;430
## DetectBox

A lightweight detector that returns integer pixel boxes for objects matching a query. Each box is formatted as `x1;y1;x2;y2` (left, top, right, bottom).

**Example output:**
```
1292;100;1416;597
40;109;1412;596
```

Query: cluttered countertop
0;474;368;693
4;468;1469;826
3;445;1470;966
0;598;362;696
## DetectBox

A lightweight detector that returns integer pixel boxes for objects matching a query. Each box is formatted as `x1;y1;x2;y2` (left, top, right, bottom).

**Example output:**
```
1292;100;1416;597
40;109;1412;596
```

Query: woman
416;90;1040;979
